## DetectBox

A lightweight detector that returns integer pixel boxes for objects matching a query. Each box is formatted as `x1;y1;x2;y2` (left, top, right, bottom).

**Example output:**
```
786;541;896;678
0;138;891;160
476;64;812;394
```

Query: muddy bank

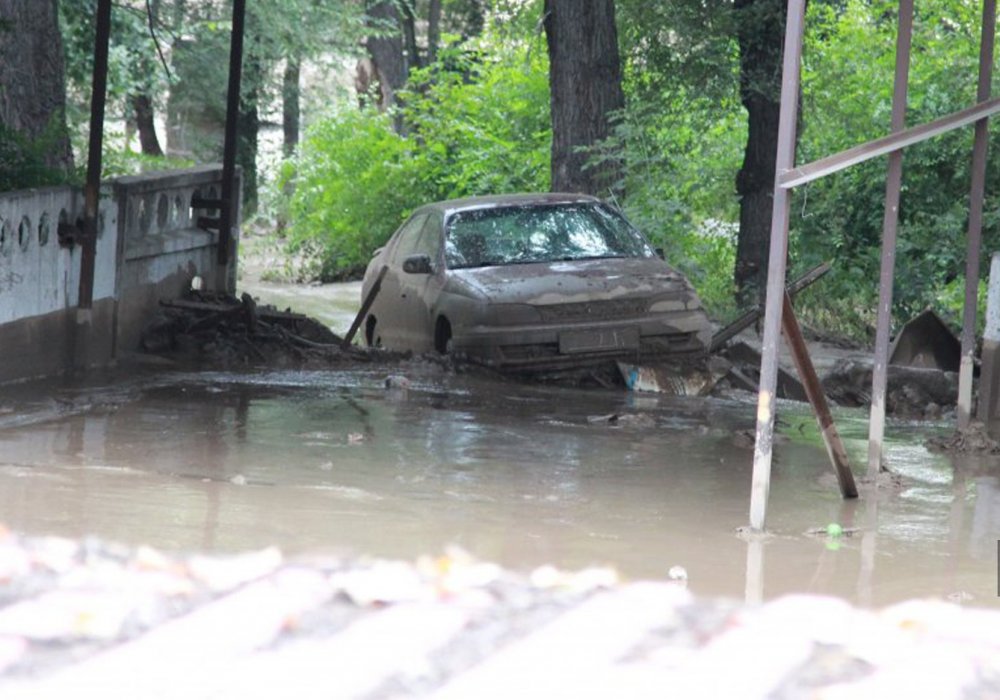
1;530;999;698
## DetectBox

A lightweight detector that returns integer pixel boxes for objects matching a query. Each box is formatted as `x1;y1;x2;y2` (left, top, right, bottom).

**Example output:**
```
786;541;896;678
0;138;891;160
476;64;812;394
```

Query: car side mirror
403;253;434;275
655;247;665;260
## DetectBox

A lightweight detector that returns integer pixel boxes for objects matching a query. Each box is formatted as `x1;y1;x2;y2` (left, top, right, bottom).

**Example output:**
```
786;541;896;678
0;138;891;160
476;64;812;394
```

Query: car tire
434;317;452;355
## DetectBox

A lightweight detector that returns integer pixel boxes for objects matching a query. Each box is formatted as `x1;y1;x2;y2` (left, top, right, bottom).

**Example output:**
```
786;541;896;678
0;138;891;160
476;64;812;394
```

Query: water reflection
1;369;999;607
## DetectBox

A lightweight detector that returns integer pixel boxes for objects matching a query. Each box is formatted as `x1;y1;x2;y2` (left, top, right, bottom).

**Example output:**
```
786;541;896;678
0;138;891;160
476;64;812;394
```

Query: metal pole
218;0;246;278
867;0;914;476
749;0;806;532
958;0;997;429
979;252;1000;433
778;97;1000;189
78;0;112;310
781;293;858;498
744;539;764;604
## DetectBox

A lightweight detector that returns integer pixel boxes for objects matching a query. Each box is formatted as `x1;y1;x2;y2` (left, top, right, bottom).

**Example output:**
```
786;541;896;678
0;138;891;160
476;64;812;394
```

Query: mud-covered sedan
360;193;711;370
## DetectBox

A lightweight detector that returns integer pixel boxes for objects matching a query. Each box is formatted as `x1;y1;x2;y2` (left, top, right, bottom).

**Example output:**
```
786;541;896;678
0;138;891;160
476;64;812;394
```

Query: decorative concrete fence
0;165;239;384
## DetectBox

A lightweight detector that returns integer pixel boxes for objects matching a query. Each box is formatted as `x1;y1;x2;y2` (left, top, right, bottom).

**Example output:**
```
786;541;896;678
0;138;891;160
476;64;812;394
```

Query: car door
374;213;428;349
396;212;445;350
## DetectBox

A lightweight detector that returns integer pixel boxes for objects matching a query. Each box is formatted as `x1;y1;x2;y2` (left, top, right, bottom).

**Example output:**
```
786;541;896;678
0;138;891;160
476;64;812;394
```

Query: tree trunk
543;0;625;196
282;57;300;157
132;0;164;157
237;50;261;216
400;0;422;71
358;0;408;128
0;0;73;170
734;0;786;308
131;93;164;156
427;0;442;63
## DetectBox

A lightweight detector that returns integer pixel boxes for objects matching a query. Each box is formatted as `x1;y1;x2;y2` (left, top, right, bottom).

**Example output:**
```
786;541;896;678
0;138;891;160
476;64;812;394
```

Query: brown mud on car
360;193;711;371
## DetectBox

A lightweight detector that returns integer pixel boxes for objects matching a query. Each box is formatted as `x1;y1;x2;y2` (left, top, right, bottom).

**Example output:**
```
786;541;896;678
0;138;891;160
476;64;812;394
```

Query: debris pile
926;422;1000;454
822;359;958;420
140;291;377;368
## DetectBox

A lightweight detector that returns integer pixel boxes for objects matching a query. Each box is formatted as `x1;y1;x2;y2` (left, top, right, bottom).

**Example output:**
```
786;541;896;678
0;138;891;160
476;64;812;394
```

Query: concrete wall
0;165;239;384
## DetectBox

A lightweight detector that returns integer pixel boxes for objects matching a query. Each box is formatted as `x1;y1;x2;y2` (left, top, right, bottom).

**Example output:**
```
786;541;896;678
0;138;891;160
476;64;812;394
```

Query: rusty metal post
77;0;112;310
957;0;997;429
749;0;806;532
867;0;914;476
781;293;858;498
217;0;246;285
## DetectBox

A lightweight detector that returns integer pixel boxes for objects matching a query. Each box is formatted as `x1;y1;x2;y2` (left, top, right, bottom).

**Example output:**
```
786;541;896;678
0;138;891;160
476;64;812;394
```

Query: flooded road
2;356;999;608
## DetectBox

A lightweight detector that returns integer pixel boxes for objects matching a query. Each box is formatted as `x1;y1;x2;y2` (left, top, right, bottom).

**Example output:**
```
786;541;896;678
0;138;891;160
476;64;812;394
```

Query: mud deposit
2;360;999;608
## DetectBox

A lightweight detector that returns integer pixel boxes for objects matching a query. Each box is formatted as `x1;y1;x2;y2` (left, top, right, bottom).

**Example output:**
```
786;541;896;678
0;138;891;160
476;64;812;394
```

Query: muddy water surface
2;358;999;608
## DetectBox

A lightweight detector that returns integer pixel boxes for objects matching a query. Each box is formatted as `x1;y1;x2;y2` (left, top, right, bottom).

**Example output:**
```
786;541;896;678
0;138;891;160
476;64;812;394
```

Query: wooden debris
144;290;363;368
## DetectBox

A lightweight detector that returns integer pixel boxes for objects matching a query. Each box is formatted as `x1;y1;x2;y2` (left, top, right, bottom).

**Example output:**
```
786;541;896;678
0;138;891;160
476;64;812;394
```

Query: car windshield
444;203;655;269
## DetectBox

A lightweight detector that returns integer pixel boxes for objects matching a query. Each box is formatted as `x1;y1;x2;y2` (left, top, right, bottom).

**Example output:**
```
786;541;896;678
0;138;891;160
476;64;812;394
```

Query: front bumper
449;311;711;370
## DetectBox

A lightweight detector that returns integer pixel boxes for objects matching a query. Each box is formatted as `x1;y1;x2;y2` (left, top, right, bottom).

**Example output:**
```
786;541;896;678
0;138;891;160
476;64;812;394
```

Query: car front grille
536;298;649;322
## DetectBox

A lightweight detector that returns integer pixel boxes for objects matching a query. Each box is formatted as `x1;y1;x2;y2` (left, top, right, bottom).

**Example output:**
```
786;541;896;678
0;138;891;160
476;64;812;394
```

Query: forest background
1;0;998;342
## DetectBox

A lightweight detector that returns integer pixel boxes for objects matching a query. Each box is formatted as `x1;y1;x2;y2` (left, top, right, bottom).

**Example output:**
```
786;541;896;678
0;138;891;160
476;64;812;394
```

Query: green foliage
60;0;170;126
100;146;194;178
0;121;80;191
280;108;428;280
399;45;551;197
282;37;551;280
792;0;998;340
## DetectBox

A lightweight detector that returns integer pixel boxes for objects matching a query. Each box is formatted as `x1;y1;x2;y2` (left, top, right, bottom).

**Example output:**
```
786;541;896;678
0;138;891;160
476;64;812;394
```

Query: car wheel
434;316;452;355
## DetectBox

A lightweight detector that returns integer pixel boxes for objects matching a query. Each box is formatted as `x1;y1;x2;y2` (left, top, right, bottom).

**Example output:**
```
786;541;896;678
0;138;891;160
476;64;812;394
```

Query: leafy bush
281;41;550;280
280;109;429;280
399;45;551;198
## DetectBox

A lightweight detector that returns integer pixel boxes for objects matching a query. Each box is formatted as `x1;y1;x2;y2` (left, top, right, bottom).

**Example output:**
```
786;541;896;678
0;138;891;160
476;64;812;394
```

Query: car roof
414;192;603;218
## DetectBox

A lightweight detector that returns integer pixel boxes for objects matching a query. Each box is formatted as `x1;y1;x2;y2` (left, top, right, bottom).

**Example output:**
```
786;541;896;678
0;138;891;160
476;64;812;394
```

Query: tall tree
238;28;262;216
543;0;625;195
130;0;164;156
358;0;409;123
733;0;785;307
427;0;442;63
61;0;171;158
0;0;73;172
282;57;301;157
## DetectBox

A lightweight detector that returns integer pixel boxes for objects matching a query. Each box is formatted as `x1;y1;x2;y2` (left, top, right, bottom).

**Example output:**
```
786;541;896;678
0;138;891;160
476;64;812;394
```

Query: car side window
414;213;443;261
389;214;429;266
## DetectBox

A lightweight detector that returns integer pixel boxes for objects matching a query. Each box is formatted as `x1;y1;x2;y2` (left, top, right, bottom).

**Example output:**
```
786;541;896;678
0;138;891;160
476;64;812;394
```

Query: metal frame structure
750;0;998;530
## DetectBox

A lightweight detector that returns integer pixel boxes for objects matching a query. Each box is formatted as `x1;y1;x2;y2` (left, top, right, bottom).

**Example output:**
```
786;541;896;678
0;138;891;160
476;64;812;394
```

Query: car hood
446;257;698;306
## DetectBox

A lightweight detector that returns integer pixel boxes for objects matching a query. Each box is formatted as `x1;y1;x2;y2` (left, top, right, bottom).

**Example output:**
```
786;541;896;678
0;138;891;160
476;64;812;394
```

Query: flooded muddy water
2;360;999;608
241;278;362;336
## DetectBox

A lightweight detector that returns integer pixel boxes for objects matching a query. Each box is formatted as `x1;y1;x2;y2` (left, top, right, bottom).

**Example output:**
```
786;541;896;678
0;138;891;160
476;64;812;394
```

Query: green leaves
794;0;998;338
281;36;551;280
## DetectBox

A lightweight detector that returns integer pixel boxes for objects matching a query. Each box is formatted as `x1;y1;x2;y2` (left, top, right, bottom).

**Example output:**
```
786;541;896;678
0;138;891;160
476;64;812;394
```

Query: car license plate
559;328;639;354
